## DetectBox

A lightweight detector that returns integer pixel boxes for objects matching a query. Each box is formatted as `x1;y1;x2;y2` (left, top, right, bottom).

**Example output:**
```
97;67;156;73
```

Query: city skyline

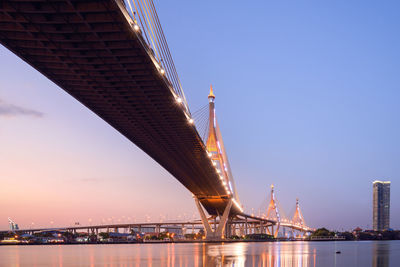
1;0;400;231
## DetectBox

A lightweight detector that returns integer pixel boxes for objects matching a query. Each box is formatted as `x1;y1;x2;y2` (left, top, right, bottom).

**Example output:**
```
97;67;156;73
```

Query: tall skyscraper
372;180;391;231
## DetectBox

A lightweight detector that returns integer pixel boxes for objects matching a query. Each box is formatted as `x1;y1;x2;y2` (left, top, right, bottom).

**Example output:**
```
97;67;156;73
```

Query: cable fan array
192;104;210;144
123;0;190;114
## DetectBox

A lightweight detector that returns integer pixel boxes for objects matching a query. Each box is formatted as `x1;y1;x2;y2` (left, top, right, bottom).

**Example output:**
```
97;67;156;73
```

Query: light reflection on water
206;242;313;267
0;241;398;267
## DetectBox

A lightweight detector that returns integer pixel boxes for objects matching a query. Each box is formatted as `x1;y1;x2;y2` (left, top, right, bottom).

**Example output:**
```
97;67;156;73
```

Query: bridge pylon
291;198;306;237
266;185;280;237
192;86;240;240
204;85;239;201
292;198;305;227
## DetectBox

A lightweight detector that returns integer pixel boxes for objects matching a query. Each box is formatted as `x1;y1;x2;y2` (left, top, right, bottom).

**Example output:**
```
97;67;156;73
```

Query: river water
0;241;399;266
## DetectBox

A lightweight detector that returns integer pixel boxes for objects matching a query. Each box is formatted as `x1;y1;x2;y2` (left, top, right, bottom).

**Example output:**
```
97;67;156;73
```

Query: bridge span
0;212;311;239
0;0;313;239
0;0;241;216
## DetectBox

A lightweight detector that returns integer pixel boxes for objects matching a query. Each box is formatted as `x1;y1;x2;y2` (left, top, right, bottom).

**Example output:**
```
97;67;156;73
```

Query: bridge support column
230;223;236;236
268;225;273;236
225;219;231;238
181;224;186;236
267;224;280;238
194;197;233;241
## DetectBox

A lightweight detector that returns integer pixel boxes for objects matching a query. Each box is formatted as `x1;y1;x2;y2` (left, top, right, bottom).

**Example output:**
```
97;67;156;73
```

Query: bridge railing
117;0;190;115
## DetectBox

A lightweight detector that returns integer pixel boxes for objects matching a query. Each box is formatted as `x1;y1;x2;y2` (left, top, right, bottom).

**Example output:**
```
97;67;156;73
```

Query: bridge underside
0;0;238;215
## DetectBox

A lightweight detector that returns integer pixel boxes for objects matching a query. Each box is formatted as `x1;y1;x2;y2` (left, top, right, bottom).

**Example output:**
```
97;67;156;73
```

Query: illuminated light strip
213;109;216;128
153;61;160;69
228;181;233;192
232;198;243;212
148;56;165;76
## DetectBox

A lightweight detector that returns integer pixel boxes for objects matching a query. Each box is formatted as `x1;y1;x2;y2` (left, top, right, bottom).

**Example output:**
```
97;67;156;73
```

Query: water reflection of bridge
0;239;395;266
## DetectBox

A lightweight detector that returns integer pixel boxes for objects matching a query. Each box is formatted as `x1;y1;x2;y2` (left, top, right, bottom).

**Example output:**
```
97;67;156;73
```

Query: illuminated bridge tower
291;198;306;238
266;184;280;237
292;198;305;227
194;86;241;240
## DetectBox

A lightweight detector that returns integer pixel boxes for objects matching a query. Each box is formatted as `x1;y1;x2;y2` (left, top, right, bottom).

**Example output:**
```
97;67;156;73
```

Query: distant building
373;180;390;231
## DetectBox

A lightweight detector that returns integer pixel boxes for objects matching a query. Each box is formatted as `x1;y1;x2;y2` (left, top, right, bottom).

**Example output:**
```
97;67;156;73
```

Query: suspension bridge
0;0;313;239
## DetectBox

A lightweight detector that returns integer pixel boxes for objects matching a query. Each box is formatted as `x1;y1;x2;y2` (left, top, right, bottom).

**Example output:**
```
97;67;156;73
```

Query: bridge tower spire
266;184;281;237
208;84;215;101
206;85;217;158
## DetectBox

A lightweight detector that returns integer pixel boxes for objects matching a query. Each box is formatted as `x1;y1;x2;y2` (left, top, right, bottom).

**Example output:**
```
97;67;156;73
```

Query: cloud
0;99;43;118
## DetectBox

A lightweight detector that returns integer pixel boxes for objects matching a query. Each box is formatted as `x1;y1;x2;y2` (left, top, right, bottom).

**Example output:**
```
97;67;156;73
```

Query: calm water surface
1;241;399;267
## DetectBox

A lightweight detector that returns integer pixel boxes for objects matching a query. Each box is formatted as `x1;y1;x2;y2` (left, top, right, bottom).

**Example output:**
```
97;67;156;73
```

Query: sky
1;0;400;231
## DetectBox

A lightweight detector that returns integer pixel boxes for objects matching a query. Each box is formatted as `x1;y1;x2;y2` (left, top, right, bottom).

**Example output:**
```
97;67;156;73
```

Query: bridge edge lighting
232;198;243;212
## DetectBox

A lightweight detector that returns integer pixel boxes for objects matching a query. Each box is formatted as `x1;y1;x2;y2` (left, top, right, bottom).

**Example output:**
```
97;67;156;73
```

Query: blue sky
1;0;399;230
